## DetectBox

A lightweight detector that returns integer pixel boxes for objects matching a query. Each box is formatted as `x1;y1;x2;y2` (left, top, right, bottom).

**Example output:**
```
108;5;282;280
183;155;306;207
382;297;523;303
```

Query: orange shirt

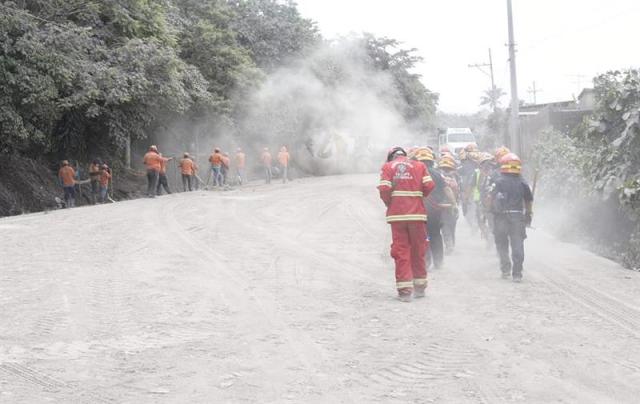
143;151;162;171
235;152;246;169
99;170;111;187
209;153;223;167
58;166;76;187
221;155;230;168
261;152;272;166
277;151;290;167
179;158;195;175
159;156;169;174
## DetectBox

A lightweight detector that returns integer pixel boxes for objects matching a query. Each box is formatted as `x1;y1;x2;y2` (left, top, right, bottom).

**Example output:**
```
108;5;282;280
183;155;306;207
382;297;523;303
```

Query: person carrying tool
98;163;112;203
235;148;246;185
261;147;272;184
209;148;224;187
378;146;435;302
58;160;77;208
277;146;290;183
89;159;101;204
490;153;533;282
143;145;163;198
156;153;173;195
179;152;195;191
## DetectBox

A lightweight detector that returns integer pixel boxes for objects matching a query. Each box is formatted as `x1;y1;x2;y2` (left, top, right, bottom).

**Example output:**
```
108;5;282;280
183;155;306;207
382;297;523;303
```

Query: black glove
525;212;533;227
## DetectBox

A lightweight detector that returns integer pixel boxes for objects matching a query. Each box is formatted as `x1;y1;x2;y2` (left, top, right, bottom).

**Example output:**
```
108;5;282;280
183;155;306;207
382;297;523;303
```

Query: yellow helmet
439;155;456;170
500;153;522;174
413;147;434;162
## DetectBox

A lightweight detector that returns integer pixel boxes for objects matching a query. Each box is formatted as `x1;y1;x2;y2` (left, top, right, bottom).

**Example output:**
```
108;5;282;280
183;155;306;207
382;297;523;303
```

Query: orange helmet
413;147;434;162
500;153;522;174
494;146;510;162
439;155;456;170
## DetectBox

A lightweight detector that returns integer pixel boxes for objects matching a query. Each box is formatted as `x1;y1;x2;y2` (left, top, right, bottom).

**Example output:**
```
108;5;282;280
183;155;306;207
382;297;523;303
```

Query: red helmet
494;146;511;162
387;146;407;162
500;153;522;174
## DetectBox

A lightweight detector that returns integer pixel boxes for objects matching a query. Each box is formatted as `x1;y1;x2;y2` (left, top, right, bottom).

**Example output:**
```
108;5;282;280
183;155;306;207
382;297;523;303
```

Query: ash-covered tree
227;0;320;69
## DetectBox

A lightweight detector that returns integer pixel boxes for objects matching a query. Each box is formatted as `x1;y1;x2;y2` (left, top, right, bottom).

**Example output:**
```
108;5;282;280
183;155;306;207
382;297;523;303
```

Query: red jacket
377;156;435;223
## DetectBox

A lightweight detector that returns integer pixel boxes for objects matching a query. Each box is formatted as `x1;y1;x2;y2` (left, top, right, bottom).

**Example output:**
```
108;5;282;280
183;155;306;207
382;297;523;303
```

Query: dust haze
154;37;425;177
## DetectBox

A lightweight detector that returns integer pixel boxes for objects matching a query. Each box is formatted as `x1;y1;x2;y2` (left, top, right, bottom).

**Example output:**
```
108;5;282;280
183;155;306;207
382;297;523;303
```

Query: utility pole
468;48;497;112
528;81;541;104
507;0;521;156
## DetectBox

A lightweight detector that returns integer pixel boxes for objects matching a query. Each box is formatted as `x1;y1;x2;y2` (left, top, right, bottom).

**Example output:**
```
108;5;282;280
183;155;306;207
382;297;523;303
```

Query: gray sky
295;0;640;113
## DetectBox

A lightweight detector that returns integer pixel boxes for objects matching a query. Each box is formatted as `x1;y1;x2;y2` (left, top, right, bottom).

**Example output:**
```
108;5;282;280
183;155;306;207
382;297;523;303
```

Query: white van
438;128;476;154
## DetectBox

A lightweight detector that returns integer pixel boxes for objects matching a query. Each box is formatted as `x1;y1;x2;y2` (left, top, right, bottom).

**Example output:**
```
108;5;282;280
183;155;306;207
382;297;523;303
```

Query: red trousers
390;221;428;294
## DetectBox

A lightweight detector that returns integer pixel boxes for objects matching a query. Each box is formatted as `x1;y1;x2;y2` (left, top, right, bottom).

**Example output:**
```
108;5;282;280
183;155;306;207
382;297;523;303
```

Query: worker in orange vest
179;152;195;191
143;145;163;198
261;147;272;184
221;152;231;185
89;159;101;204
209;148;224;187
235;148;246;185
58;160;77;208
277;146;290;183
98;164;112;203
156;153;173;195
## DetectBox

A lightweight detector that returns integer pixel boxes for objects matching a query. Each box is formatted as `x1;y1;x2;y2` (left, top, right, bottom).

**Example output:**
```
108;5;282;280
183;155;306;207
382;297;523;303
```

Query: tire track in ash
228;191;388;288
356;338;500;402
159;197;332;398
530;257;640;339
0;362;115;403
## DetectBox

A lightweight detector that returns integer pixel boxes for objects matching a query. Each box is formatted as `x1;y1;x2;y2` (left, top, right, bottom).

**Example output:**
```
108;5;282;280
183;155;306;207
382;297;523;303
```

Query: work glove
525;212;533;227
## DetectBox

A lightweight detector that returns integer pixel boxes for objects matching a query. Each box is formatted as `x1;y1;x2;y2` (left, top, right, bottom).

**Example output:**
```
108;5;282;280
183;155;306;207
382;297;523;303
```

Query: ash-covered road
1;174;640;403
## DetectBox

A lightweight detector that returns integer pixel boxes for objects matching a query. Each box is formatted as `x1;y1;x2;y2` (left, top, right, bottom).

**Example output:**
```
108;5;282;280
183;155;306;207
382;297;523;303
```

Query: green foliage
0;0;438;166
228;0;320;69
530;70;640;269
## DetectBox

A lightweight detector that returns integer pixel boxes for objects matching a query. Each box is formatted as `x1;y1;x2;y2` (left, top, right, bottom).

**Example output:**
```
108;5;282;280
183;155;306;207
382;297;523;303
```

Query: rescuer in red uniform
378;147;435;302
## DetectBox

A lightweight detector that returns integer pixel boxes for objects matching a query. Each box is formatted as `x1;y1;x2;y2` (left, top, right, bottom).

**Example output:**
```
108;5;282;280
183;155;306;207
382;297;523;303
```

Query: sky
295;0;640;114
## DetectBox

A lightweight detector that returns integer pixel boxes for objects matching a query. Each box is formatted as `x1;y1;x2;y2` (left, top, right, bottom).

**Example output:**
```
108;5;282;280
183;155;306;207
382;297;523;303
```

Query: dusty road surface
2;174;640;403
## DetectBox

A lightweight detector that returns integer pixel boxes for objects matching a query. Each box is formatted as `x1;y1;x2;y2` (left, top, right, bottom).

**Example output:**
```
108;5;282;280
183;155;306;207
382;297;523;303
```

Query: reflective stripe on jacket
377;156;435;223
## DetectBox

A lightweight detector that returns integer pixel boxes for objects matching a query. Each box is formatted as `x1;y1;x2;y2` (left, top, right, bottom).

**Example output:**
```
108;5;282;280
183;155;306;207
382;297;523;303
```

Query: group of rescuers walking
378;144;533;302
142;145;291;197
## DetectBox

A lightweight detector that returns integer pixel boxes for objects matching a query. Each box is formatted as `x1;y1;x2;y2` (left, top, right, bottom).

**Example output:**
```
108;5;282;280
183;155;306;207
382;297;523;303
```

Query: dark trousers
182;174;192;191
265;166;272;184
63;186;76;207
493;212;527;276
156;173;171;195
146;169;159;196
90;179;99;204
427;211;444;269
